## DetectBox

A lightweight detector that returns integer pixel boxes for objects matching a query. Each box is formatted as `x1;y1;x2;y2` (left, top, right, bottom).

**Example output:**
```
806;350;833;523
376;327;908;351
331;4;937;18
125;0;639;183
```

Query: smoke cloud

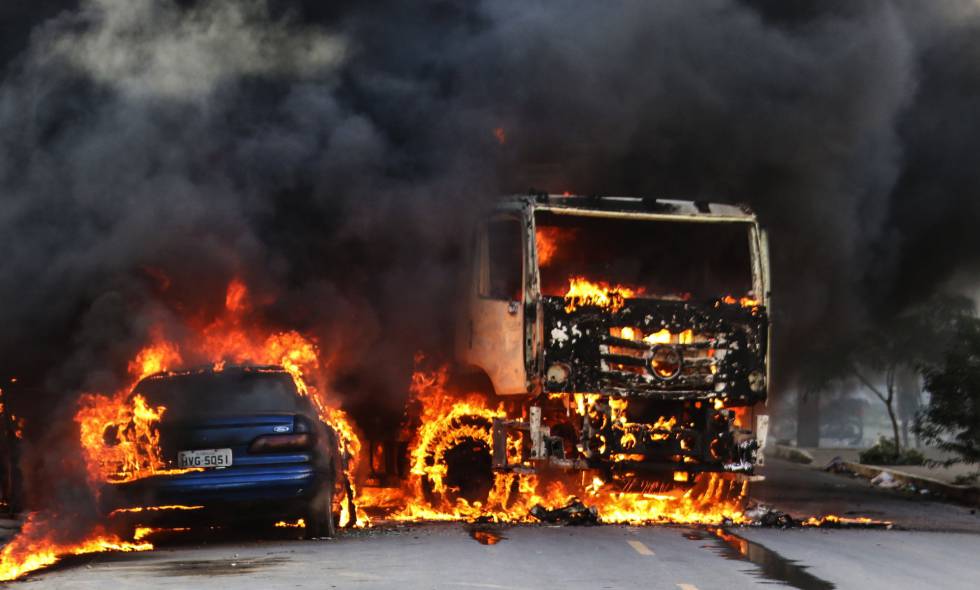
1;0;980;447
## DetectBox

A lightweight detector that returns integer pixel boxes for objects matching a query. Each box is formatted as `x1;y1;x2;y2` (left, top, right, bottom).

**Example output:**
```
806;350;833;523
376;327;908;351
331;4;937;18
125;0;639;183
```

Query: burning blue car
105;365;338;538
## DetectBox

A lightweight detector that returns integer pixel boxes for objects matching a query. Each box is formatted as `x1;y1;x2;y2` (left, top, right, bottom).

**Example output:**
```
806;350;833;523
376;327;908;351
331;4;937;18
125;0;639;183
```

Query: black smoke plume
1;0;980;506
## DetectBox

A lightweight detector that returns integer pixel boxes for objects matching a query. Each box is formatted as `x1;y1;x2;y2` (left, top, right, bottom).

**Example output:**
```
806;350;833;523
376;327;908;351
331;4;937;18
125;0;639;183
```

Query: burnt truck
454;194;770;488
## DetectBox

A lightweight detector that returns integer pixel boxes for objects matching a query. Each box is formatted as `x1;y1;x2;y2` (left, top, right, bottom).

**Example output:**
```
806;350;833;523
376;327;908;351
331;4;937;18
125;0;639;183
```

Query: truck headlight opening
546;363;571;384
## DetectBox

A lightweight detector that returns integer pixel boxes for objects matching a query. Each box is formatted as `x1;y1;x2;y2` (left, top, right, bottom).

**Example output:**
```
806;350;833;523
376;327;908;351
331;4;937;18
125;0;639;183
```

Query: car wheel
305;481;335;539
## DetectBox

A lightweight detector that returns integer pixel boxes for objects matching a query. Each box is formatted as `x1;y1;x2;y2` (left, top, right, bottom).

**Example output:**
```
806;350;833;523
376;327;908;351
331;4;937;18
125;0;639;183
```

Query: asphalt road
12;458;980;589
754;456;980;533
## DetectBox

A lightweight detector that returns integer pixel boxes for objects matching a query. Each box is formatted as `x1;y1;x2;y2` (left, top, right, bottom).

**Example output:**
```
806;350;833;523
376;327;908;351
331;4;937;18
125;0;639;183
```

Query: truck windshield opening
535;211;754;301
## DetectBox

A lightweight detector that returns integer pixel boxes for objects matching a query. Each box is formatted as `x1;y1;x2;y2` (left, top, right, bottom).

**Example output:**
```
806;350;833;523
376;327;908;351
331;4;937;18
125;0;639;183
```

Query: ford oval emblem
273;425;291;433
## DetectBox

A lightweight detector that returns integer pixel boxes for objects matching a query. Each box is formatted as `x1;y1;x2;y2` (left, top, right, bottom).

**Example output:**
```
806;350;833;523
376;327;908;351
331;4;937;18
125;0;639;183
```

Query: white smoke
42;0;345;100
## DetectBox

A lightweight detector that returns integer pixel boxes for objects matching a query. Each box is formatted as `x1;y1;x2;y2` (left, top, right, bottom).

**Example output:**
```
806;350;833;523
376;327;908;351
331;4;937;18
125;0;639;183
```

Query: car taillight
249;433;313;453
293;414;313;434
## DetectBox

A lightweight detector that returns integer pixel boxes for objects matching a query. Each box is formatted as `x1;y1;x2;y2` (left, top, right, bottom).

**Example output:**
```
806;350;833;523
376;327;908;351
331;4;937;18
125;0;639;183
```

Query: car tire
305;481;335;539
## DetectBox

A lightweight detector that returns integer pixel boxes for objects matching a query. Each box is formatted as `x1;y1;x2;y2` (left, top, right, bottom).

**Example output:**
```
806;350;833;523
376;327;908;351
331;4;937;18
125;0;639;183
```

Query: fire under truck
449;193;771;491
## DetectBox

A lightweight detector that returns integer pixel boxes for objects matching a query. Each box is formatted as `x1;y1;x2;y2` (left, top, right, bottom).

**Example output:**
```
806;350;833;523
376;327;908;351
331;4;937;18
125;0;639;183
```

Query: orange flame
73;280;364;522
535;227;566;267
721;295;760;308
0;514;151;582
75;392;195;485
564;277;640;313
360;363;748;526
0;388;25;439
108;505;203;517
1;279;368;581
802;515;875;527
128;340;182;381
6;276;763;580
133;527;189;541
224;278;248;312
382;366;511;521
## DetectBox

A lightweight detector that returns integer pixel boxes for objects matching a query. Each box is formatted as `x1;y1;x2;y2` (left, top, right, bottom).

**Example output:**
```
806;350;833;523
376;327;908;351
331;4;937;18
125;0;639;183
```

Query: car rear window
134;369;309;419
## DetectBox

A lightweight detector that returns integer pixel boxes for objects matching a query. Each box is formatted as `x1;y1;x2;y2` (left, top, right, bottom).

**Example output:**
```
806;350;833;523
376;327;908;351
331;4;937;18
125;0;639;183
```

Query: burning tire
417;413;497;508
440;437;494;504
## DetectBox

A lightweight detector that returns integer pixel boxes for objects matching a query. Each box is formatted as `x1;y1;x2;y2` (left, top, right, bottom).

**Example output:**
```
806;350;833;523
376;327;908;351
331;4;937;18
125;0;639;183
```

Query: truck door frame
458;212;529;395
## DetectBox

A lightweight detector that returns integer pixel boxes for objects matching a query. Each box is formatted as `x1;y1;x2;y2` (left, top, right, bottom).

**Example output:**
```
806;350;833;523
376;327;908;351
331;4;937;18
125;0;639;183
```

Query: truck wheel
442;437;494;504
418;414;496;507
305;481;336;539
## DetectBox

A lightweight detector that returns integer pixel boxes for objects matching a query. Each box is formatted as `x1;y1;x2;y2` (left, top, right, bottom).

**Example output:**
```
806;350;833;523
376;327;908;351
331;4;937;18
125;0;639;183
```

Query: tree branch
851;366;888;403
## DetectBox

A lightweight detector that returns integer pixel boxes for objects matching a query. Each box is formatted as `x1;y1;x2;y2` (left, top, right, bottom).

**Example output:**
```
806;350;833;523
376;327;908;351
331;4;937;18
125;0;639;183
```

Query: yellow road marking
677;584;699;590
627;540;655;555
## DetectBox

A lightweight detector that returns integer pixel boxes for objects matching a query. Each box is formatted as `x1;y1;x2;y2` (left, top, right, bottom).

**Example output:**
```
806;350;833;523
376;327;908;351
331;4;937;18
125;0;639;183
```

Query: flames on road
0;277;773;582
0;514;151;582
133;527;189;541
108;505;203;517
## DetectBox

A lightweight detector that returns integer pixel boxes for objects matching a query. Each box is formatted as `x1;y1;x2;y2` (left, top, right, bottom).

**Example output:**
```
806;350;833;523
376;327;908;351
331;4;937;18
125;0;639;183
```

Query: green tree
804;294;972;456
848;295;972;456
916;317;980;465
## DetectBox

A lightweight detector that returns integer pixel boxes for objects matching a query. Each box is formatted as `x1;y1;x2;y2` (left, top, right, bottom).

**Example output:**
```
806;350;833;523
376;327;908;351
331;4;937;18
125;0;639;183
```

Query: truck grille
599;326;723;391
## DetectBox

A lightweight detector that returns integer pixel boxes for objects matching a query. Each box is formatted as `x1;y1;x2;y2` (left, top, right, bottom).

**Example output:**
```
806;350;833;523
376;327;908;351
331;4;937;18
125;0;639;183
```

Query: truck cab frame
456;194;771;485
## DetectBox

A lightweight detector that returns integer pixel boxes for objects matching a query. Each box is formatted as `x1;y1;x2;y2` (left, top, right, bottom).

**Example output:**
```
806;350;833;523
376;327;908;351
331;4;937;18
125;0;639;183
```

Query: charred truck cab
456;194;771;488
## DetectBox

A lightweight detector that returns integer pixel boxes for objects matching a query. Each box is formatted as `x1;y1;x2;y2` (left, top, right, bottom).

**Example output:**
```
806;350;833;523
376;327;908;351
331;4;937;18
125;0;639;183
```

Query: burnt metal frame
480;194;770;477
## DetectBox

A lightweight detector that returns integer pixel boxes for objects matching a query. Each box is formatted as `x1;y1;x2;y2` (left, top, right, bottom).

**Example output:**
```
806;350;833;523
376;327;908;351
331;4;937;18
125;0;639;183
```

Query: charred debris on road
519;498;891;530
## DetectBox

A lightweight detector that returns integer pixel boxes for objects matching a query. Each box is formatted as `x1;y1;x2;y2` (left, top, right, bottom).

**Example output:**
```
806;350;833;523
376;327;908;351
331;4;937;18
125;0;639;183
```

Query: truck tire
419;414;496;507
305;481;336;539
441;437;494;504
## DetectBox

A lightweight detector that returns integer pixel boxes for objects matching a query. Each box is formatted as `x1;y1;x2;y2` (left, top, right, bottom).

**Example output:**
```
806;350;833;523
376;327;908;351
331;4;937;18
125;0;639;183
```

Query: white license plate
178;448;233;469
